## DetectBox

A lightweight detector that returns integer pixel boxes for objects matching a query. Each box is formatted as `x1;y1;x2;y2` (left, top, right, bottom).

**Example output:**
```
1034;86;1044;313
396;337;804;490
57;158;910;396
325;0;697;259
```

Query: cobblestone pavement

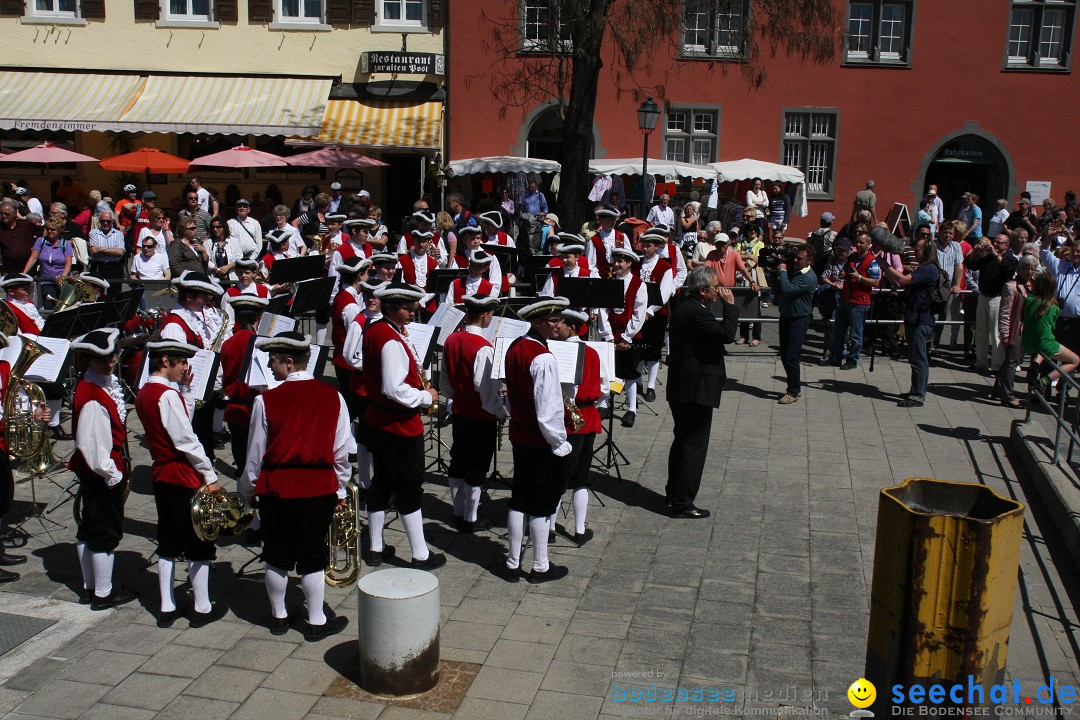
0;339;1076;720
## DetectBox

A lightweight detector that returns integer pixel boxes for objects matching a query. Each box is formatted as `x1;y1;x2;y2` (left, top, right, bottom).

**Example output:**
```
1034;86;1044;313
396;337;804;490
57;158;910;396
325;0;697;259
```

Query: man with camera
773;245;818;404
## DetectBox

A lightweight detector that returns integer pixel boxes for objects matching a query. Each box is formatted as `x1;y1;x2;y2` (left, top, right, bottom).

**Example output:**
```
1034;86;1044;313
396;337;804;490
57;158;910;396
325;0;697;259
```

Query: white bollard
356;567;441;696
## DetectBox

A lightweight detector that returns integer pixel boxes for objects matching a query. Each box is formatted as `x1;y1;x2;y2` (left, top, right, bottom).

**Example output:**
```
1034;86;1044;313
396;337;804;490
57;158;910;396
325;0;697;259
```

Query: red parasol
189;145;289;168
99;147;191;174
286;146;388;169
2;142;98;164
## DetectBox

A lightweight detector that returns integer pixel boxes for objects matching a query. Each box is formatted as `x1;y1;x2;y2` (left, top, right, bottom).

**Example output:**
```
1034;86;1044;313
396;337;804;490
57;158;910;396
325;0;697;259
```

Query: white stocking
529;516;550;573
401;509;429;562
91;552;114;598
572;488;588;535
626;382;638;413
368;510;385;552
646;360;660;390
188;560;211;614
76;541;93;592
465;486;482;523
157;558;176;613
300;571;326;626
506;510;525;570
46;398;61;427
448;477;464;517
548;510;558;533
265;564;288;619
315;323;328;345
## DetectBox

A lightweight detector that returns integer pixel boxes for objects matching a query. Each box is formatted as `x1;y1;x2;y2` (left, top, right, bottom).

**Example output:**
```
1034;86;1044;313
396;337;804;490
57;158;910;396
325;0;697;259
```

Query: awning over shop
312;100;442;150
0;71;144;133
120;75;332;136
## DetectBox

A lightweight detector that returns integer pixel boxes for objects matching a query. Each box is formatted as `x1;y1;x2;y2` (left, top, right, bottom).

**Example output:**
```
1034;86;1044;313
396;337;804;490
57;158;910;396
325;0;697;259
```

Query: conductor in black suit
665;266;739;518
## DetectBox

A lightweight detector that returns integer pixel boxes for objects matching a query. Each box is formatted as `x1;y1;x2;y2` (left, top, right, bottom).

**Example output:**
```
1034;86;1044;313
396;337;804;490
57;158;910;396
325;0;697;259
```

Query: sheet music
585;341;615;388
482;316;530;343
548;340;584;384
426;303;464;347
137;348;217;403
402;322;438;372
247;345;327;389
491;336;513;380
10;335;71;383
257;313;296;337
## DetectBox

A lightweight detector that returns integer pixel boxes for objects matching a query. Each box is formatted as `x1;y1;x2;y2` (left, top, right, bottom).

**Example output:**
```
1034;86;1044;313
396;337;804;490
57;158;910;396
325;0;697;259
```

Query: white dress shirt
336;286;362;327
404;251;433;290
459;274;497;300
75;369;126;486
483;233;516;248
521;335;571;457
226;217;262;261
239;370;352;500
441;325;506;419
539;262;597;297
343;309;380;370
380;321;434;410
395;235;448;266
639;255;676;315
598;272;648;343
160;305;226;393
658;242;688;287
145;375;216;486
585;228;616;270
645;204;675;228
9;298;44;331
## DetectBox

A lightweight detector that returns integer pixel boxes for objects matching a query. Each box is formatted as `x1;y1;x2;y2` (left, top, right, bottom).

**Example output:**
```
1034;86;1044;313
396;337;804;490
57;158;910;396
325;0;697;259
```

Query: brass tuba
325;482;362;587
5;336;59;475
191;486;254;541
48;276;97;313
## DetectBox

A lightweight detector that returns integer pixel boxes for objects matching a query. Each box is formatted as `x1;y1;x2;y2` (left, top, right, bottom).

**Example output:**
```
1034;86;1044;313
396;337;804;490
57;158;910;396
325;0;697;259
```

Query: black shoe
0;568;19;583
90;586;138;611
364;544;396;567
0;552;26;566
670;506;711;519
621;411;636;428
268;614;291;636
50;426;72;441
189;602;229;629
491;562;520;583
547;531;556;545
527;564;569;584
157;608;183;628
897;398;925;408
452;516;463;532
411;553;447;571
643;388;656;402
459;520;475;534
574;528;594;546
304;615;349;642
78;588;92;605
840;360;857;370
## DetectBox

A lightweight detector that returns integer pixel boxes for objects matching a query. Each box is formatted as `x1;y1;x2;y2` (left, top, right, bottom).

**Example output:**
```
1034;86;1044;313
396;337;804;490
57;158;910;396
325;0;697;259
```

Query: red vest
331;288;359;369
161;313;203;348
221;327;257;426
68;380;126;481
5;301;40;334
398;253;438;312
590;236;611;278
450;277;495;304
485;231;512;246
135;381;201;488
347;313;368;397
226;284;269;299
643;257;673;317
567;344;602;436
451;254;468;269
506;335;550;448
443;329;496;422
362;319;425;437
336;242;356;264
608;275;643;337
255;379;340;498
547;256;592;274
261;253;276;271
841;252;877;306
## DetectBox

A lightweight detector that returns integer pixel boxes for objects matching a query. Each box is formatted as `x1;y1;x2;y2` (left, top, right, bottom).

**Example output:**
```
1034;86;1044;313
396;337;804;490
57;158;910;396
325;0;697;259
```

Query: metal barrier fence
1023;352;1080;468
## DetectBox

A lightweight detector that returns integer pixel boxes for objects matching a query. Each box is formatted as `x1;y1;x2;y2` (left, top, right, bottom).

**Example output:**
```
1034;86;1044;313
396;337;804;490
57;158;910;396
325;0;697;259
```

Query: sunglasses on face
211;225;223;229
142;244;155;249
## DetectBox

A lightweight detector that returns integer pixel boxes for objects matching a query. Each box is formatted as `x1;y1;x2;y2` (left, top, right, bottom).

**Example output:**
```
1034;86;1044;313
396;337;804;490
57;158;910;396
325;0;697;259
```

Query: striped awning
0;71;145;132
120;75;332;136
312;99;442;149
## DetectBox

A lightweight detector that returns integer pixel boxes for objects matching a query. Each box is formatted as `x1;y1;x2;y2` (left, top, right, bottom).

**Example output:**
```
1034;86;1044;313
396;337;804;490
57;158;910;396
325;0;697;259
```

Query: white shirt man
225;200;262;269
645;195;675;228
130;242;171;280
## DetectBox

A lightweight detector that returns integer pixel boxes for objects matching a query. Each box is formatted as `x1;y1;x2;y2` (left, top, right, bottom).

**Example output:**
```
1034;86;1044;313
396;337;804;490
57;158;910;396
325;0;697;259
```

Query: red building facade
446;0;1078;234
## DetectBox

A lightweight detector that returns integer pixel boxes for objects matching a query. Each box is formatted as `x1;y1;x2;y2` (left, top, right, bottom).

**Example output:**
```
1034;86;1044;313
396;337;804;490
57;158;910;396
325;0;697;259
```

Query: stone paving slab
0;346;1077;719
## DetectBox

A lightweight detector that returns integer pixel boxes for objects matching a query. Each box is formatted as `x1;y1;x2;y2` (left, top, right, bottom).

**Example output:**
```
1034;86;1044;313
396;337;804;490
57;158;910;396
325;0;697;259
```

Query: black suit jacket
665;295;740;408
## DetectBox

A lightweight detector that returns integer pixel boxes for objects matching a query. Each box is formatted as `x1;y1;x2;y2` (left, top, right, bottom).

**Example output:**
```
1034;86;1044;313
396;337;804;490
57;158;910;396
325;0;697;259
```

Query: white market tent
710;158;808;217
447;155;561;175
588;157;717;180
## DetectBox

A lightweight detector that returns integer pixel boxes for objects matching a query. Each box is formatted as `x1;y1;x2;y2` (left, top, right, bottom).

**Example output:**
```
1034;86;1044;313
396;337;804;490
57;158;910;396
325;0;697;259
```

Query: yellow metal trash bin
865;478;1025;710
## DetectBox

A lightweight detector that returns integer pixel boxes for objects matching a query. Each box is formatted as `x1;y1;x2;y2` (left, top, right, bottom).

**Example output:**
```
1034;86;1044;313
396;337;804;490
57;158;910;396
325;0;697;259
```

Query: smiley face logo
847;678;876;709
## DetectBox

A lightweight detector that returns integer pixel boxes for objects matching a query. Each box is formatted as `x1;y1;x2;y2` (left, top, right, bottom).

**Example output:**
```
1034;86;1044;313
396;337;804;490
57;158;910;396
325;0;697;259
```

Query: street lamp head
637;97;660;135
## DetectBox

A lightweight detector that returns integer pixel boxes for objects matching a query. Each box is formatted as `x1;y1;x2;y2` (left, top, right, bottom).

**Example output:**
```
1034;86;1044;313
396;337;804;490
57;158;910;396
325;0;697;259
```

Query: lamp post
637;97;660;216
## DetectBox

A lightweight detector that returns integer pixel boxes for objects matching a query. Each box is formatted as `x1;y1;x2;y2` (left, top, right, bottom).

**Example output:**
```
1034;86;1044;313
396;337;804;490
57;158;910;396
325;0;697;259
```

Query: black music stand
593;396;630;481
522;255;555;292
264;294;291;316
429;269;467;297
103;287;144;326
268;255;324;286
289;278;335;318
424;356;451;474
481;244;519;276
559;277;624;310
41;302;109;338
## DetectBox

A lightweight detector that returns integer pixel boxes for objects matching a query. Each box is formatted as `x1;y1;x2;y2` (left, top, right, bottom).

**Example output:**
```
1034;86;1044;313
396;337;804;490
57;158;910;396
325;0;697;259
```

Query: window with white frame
28;0;78;18
278;0;323;23
1007;1;1075;68
165;0;211;21
664;108;718;165
521;0;571;53
782;109;838;199
844;0;914;64
681;0;749;59
379;0;423;27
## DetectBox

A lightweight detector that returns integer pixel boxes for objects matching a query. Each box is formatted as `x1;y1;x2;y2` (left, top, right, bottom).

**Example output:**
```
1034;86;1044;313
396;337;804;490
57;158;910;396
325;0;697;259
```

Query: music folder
267;255;325;285
644;282;663;307
559;277;625;309
289;277;335;317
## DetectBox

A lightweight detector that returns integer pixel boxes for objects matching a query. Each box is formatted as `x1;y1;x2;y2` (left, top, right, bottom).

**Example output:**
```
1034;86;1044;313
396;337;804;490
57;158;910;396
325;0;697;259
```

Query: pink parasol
286;146;388;169
189;144;289;168
2;142;98;164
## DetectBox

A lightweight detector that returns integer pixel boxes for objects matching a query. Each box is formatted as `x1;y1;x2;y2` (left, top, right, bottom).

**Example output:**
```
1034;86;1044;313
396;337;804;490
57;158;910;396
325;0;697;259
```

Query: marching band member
67;274;110;304
260;231;297;298
599;248;648;428
371;252;398;284
442;294;506;533
362;282;446;570
496;296;572;583
240;332;351;641
448;251;499;304
160;271;226;460
552;307;606;545
330;217;376;280
225;258;269;299
453;226;505;292
540;236;598;297
1;273;67;439
135;340;226;629
479;211;515;247
219;295;268;478
397;231;439;315
586;205;630;278
312;213;348;345
637;232;676;403
650;223;689;288
331;257;371;423
397;210;448;264
547;232;593;273
69;328;136;609
342;277;384;490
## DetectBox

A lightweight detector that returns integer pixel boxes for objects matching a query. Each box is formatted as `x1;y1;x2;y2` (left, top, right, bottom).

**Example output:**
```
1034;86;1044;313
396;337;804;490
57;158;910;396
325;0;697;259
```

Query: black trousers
448;414;498;487
639;315;667;362
154;482;216;562
0;454;13;520
779;315;811;397
564;433;596;491
368;429;425;515
666;402;714;512
259;494;336;575
193;402;215;462
355;395;373;447
614;346;642;381
334;366;362;423
75;474;125;552
227;421;250;478
510;444;565;517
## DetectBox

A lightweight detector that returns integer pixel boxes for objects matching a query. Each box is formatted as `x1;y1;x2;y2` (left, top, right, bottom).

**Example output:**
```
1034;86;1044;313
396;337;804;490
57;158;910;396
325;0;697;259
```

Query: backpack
921;262;952;313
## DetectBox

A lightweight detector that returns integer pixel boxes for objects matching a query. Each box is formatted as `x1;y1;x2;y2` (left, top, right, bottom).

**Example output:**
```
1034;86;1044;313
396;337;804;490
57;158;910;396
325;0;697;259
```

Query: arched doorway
923;135;1010;235
526;107;566;161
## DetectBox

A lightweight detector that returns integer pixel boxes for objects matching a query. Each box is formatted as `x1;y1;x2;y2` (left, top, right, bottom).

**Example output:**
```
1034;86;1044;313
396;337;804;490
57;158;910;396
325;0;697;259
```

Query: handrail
1024;351;1080;467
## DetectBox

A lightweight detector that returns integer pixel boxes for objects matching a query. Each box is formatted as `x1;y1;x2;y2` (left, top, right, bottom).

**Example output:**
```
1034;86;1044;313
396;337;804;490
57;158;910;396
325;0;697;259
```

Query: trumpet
325;482;361;587
425;238;441;262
